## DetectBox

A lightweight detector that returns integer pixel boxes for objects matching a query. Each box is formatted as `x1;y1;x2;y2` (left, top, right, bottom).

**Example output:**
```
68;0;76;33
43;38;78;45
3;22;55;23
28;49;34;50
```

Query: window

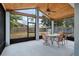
10;9;36;44
39;11;52;39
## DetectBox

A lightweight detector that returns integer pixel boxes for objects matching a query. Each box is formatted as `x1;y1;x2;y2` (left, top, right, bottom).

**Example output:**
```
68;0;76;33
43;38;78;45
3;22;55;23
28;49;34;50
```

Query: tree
41;16;51;28
10;14;22;29
54;20;63;27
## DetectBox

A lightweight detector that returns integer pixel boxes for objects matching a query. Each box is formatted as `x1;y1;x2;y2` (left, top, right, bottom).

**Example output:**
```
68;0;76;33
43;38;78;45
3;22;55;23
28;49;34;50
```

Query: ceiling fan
46;3;56;14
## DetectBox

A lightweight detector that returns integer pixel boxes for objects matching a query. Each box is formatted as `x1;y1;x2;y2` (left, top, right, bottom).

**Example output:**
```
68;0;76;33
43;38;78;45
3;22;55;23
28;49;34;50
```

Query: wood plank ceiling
3;3;74;20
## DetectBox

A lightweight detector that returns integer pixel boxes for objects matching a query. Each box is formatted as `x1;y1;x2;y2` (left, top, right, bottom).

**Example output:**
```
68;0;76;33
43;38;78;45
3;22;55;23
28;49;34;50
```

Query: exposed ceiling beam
11;11;43;19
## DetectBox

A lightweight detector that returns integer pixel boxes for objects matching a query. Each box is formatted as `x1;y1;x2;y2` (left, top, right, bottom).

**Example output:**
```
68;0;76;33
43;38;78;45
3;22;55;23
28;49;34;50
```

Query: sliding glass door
27;17;35;38
10;9;36;44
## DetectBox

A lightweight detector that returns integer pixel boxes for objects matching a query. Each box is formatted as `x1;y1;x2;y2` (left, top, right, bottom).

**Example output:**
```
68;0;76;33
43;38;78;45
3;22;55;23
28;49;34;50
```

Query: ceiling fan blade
46;8;56;12
51;11;56;12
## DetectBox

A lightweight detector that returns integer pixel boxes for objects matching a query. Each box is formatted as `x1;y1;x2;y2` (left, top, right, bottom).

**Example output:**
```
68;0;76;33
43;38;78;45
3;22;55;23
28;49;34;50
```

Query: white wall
74;4;79;56
6;12;10;46
51;21;54;34
69;3;74;8
35;9;39;40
